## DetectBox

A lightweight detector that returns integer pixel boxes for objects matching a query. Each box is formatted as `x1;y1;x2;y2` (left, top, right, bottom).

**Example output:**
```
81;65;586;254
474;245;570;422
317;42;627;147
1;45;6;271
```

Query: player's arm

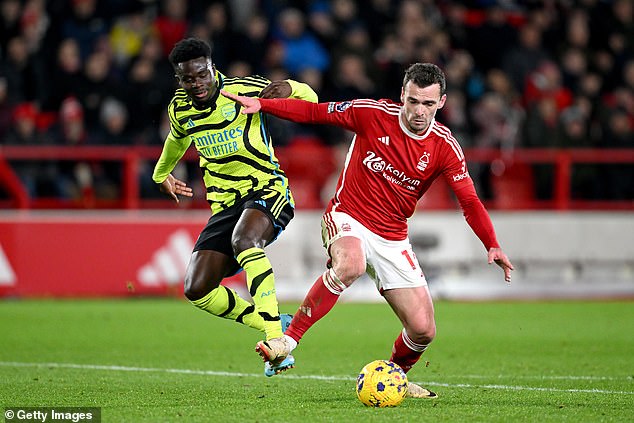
443;152;514;282
259;79;318;103
452;182;514;282
222;91;358;131
152;132;193;204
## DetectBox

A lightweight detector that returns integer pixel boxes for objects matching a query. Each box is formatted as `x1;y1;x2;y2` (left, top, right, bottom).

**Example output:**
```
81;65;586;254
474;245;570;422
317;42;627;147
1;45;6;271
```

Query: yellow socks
190;285;265;332
236;247;283;340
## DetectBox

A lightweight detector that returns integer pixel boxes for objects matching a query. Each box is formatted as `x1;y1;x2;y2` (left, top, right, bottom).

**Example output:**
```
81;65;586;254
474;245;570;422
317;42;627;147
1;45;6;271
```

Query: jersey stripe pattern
167;73;293;214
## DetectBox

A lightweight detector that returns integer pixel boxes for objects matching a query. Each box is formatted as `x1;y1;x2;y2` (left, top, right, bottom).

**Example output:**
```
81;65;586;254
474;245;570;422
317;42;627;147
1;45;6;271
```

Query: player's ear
400;87;405;103
437;93;447;109
174;74;182;88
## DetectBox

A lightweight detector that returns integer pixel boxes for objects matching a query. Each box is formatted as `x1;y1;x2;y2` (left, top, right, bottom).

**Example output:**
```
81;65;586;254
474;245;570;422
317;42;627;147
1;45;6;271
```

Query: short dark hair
168;38;212;68
403;63;446;95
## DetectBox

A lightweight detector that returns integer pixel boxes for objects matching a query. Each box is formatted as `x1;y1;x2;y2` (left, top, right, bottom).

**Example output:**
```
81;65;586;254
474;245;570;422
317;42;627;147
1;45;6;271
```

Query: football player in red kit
222;63;514;398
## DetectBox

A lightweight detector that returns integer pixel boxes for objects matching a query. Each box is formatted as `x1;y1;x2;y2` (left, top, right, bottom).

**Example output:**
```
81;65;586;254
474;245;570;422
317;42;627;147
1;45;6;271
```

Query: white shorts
321;211;427;291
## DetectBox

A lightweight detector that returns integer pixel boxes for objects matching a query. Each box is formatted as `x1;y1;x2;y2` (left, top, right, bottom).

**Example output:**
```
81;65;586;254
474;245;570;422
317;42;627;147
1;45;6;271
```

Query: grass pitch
1;298;632;422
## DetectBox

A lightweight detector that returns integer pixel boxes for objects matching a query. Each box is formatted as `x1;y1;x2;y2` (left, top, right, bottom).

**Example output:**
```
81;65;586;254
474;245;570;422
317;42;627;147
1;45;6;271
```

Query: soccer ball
356;360;408;407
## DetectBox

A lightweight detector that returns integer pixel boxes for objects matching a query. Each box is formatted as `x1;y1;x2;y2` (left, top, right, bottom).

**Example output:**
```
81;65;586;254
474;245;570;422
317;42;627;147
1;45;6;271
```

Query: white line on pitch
445;374;630;381
0;361;632;396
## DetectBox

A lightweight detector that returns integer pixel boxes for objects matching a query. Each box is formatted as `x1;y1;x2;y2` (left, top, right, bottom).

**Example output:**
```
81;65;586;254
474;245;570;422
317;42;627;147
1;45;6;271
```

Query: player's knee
409;321;436;345
230;233;263;256
183;276;206;301
330;243;366;284
183;273;217;301
333;260;365;285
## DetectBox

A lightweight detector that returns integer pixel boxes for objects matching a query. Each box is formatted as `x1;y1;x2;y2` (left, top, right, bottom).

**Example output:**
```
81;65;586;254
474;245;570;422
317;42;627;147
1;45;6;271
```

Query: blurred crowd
0;0;632;202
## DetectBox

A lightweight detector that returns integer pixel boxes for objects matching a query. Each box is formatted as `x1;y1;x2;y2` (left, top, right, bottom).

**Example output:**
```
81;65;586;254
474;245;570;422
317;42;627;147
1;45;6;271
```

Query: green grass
1;299;632;422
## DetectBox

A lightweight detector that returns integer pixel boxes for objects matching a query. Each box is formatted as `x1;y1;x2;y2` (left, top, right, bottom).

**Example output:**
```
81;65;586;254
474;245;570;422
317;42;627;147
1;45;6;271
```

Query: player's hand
488;247;514;283
259;81;292;99
221;90;262;114
159;174;193;204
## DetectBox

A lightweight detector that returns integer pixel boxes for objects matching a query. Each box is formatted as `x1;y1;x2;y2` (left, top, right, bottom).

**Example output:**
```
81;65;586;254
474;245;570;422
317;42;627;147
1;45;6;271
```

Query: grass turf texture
1;299;632;422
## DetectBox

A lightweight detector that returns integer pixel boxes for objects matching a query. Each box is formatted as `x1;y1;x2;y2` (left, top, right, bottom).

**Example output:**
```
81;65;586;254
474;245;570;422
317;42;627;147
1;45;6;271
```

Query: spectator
153;0;188;58
230;13;271;75
1;35;43;104
468;4;518;72
0;1;632;205
108;3;155;69
327;53;376;101
121;54;172;144
0;0;22;55
93;96;131;145
4;102;70;197
77;50;116;128
501;22;550;93
41;38;82;112
0;77;12;139
523;60;574;111
19;0;49;54
273;8;329;76
61;0;109;60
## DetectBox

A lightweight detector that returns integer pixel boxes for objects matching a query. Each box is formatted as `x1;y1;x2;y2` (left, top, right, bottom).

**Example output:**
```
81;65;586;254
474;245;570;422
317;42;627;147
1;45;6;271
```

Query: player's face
400;81;446;135
175;57;217;106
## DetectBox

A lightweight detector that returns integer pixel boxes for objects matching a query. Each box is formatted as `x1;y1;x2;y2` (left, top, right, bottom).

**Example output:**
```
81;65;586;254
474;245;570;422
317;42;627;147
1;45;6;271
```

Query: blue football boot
263;313;295;377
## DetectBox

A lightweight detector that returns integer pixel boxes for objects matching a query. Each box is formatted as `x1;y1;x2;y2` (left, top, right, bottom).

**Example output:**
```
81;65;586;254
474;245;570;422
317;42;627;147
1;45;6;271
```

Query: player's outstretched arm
221;90;261;114
159;174;193;204
488;247;514;283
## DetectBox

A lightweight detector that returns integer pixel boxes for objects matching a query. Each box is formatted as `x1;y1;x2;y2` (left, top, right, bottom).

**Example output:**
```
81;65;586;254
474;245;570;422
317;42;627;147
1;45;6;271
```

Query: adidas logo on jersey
187;118;195;128
378;136;390;146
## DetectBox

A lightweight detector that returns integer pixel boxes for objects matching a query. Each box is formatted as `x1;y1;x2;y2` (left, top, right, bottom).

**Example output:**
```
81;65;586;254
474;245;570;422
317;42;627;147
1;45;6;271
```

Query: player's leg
185;207;269;332
232;207;283;340
285;236;365;343
369;236;437;398
285;211;366;345
184;249;268;331
233;189;295;365
383;286;436;372
383;286;438;398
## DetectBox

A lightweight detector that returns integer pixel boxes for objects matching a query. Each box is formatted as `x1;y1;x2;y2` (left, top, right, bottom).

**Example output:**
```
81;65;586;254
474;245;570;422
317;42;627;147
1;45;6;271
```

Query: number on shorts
401;249;416;270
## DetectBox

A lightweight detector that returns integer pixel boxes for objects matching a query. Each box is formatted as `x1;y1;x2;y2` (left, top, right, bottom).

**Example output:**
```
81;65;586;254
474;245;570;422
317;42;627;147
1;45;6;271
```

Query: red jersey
260;98;499;250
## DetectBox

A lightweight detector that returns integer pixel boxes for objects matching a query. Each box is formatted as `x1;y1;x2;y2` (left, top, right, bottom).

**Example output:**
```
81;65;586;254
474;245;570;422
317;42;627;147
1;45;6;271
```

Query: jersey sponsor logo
378;136;390;146
191;127;243;157
327;101;352;113
452;171;470;181
220;104;236;120
363;151;386;172
417;152;430;171
363;151;421;191
452;160;469;181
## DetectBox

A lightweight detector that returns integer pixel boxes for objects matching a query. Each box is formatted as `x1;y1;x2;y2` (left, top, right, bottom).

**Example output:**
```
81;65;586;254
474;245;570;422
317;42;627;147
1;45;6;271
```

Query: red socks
286;269;429;376
390;329;428;373
286;269;345;343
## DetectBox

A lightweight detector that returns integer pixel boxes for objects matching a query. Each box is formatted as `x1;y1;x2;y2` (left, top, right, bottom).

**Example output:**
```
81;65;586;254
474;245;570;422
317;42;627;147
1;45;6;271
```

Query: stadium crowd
0;0;632;203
